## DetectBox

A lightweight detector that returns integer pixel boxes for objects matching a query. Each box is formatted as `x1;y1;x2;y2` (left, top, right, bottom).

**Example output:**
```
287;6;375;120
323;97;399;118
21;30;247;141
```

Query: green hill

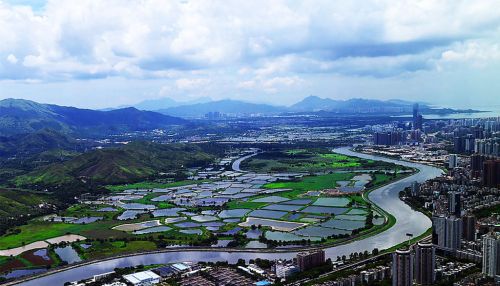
0;189;58;235
14;141;216;188
0;129;78;157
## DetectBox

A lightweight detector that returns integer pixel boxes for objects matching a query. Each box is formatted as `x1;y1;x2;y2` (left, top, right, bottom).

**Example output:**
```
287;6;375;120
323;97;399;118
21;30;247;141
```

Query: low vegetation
242;148;402;173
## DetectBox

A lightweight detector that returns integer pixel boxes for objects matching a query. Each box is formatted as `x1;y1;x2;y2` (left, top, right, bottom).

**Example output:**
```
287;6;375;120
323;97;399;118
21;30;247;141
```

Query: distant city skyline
0;0;500;109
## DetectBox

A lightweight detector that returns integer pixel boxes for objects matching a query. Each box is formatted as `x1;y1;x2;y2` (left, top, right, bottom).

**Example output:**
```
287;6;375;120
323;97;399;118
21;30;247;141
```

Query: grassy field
241;149;390;173
318;153;362;168
106;180;204;192
0;220;126;250
82;241;157;259
264;173;356;193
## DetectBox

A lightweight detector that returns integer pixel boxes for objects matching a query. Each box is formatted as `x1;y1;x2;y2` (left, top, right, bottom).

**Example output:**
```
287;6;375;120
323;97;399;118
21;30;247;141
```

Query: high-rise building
392;248;413;286
415;114;423;130
462;215;476;242
483;160;500;188
432;215;462;250
482;232;500;278
374;131;403;146
464;135;475;153
415;242;435;286
448;154;458;169
454;136;464;153
412;103;423;130
432;216;446;247
445;216;462;250
470;154;484;178
448;192;461;217
296;250;325;271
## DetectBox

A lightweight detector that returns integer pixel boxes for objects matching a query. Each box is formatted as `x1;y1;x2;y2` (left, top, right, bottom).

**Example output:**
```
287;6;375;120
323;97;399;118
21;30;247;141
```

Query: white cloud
6;54;17;64
439;41;500;68
0;0;499;81
175;78;210;90
0;0;500;107
262;76;304;93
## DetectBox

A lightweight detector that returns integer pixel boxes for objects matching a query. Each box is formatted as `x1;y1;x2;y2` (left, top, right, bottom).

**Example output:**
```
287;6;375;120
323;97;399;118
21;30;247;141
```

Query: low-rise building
123;270;161;286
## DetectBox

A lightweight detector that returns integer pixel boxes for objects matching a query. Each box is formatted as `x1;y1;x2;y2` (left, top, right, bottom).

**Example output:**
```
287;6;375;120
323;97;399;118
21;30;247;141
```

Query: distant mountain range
0;97;478;135
131;95;431;117
0;98;188;136
288;96;423;112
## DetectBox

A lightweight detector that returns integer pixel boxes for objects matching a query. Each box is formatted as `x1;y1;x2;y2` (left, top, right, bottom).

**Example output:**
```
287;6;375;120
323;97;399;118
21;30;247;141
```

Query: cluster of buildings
370;135;499;285
70;262;272;286
470;154;500;188
372;103;425;146
452;118;499;155
180;267;263;286
392;242;435;286
274;250;326;280
372;129;424;146
313;265;391;286
430;192;499;282
391;240;494;286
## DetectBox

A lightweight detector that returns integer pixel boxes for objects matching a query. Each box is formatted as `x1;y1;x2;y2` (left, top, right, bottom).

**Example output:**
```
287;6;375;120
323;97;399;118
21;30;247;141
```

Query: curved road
13;147;443;286
231;151;259;172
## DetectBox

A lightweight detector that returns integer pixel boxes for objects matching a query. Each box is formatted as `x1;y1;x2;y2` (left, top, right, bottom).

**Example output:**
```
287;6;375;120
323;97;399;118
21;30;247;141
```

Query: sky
0;1;500;109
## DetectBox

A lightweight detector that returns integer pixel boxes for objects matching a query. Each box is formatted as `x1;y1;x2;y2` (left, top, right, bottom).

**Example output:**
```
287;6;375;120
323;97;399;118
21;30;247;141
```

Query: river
12;147;443;286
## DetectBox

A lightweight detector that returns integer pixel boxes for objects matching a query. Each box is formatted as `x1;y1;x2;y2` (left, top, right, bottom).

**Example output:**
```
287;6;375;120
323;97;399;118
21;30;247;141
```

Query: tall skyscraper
448;192;461;217
432;215;462;250
482;232;500;278
483;160;500;188
470;154;484;178
413;103;419;121
415;242;435;286
432;216;446;246
454;136;464;153
462;215;476;241
392;248;413;286
415;114;423;130
412;103;423;130
448;154;458;169
445;216;462;250
296;250;325;271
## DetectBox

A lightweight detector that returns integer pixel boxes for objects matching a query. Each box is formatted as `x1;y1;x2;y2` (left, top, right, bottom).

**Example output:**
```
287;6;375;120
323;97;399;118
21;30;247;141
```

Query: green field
106;180;203;192
82;241;157;259
0;220;126;250
264;173;356;194
241;149;393;173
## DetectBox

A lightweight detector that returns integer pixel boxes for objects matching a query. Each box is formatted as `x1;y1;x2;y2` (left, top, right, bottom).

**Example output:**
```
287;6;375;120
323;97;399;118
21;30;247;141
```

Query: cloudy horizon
1;0;500;109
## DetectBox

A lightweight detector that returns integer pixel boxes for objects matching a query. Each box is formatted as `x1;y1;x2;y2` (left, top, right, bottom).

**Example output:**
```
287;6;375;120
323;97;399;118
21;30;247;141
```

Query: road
231;151;259;172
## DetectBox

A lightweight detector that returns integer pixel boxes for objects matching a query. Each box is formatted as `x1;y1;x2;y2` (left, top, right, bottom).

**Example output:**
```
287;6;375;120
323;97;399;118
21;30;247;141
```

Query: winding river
12;147;443;286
